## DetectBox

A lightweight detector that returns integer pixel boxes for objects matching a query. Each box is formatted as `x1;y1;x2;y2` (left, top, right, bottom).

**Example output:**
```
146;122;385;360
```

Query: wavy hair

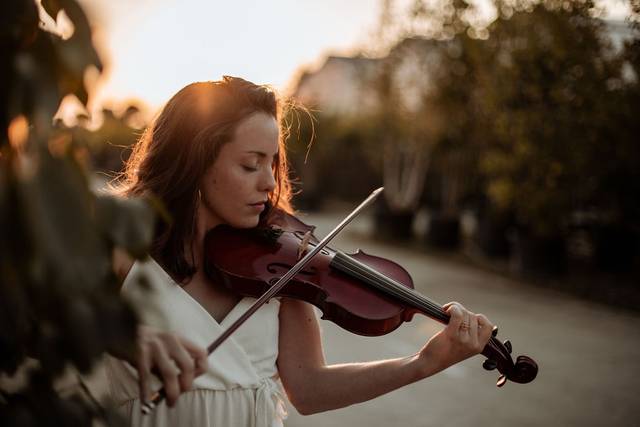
116;76;294;282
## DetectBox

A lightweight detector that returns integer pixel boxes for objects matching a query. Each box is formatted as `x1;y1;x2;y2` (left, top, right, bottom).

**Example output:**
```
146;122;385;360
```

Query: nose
261;166;277;193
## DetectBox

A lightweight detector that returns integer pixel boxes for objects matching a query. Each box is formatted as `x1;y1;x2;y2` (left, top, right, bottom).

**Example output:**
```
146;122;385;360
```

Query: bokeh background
1;0;639;425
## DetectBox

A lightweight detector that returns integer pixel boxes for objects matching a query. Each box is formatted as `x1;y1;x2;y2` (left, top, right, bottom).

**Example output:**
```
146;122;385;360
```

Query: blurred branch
0;1;155;425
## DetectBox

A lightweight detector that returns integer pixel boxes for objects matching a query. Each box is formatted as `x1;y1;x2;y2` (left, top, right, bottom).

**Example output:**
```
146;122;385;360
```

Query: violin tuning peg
503;340;512;353
483;359;497;371
496;374;508;388
492;326;499;337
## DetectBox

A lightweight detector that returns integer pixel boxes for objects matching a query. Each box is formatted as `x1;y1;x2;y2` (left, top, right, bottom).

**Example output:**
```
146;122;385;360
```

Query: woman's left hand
417;302;494;377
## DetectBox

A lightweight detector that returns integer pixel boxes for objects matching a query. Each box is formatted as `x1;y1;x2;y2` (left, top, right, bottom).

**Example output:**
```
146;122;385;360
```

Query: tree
477;0;620;237
370;0;490;245
1;1;155;424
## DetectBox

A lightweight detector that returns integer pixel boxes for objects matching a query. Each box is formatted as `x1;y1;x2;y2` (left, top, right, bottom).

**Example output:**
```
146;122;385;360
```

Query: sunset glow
83;0;382;114
78;0;631;116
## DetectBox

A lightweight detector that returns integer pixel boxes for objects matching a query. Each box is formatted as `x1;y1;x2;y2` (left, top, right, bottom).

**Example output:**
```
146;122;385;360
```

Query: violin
203;206;538;387
141;195;538;414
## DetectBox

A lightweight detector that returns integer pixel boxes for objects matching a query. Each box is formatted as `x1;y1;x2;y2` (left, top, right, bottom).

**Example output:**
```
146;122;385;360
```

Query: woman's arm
277;298;493;415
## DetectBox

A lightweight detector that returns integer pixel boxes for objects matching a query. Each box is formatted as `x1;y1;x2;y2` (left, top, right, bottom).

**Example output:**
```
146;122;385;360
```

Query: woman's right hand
135;325;209;406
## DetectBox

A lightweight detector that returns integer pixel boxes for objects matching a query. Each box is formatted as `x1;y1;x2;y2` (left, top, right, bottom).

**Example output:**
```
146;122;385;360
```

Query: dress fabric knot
255;376;288;427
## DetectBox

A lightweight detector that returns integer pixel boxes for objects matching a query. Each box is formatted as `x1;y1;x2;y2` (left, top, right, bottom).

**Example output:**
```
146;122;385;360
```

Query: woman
107;76;494;426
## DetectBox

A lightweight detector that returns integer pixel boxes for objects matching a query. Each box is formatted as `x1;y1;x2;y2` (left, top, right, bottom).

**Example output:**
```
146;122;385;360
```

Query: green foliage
1;0;155;425
76;106;143;173
372;0;639;241
286;109;382;205
420;35;488;214
371;0;495;215
473;0;637;236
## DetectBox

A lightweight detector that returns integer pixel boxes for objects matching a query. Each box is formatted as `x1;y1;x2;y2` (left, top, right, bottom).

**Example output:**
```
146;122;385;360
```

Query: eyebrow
245;150;279;159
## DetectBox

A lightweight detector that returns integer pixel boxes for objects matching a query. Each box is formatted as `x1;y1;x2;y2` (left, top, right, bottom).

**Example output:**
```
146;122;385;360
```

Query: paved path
282;211;640;427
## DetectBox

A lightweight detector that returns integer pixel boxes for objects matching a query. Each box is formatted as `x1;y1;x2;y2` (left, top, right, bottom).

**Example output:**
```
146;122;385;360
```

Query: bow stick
141;187;385;414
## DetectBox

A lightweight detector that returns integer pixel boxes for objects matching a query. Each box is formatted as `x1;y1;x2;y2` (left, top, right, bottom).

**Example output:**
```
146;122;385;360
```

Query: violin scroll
481;328;538;387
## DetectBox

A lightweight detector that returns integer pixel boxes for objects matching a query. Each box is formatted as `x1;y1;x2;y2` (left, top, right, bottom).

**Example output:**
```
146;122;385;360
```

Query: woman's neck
188;202;223;267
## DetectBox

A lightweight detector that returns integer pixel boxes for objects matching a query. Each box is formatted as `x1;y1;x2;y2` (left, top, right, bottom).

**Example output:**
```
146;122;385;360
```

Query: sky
81;0;384;113
75;0;632;116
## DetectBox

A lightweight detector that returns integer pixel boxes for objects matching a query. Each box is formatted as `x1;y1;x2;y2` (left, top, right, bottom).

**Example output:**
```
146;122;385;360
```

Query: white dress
104;258;287;427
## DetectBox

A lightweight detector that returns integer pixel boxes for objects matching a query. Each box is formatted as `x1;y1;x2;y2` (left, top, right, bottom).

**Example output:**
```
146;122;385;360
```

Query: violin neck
331;251;449;323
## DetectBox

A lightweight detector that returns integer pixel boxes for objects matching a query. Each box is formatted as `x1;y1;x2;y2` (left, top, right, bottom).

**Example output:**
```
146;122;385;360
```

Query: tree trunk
475;211;513;258
511;230;567;277
382;138;429;212
425;211;461;250
593;225;638;273
373;199;414;240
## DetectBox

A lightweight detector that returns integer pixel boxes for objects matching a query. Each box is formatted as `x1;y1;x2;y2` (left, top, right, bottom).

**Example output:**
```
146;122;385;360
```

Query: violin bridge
297;231;312;260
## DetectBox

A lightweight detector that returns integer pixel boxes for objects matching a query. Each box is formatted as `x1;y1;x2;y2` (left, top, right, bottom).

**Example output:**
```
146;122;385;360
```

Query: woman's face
199;112;279;229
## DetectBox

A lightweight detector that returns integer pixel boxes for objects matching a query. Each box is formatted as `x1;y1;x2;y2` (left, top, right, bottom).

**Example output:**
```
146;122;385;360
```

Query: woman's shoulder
112;247;135;289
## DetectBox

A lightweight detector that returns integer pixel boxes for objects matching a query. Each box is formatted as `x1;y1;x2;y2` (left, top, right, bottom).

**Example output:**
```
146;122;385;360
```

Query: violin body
203;209;538;387
205;223;418;336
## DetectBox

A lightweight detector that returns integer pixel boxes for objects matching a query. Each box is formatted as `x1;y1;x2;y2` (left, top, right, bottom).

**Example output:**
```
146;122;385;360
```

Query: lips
249;201;267;211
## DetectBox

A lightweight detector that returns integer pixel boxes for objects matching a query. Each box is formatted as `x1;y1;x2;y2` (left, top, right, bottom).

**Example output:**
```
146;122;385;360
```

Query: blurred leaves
1;372;94;426
381;0;639;236
0;0;38;48
472;0;637;236
3;0;102;138
50;0;103;105
96;195;156;259
41;0;64;19
1;0;154;425
293;0;638;257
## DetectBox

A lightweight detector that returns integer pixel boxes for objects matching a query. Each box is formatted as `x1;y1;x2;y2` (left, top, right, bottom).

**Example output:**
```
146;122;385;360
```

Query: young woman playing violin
107;76;495;427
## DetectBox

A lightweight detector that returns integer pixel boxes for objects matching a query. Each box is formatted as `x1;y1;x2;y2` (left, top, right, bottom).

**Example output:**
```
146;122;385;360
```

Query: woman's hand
135;325;209;407
418;302;494;377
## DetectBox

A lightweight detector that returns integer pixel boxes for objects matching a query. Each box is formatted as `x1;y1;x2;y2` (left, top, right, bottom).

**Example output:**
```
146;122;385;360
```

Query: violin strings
331;258;422;310
332;252;434;311
330;253;413;303
335;257;447;321
338;252;444;315
333;253;508;365
331;252;448;322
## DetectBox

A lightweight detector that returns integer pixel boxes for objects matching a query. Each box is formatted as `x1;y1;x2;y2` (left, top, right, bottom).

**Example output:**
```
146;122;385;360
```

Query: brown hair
117;76;294;282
